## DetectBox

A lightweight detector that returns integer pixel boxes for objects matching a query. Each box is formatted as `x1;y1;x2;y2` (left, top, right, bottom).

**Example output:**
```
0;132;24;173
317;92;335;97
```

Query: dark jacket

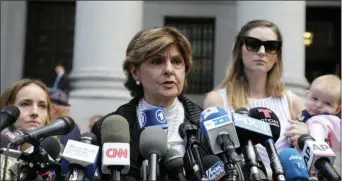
56;73;70;95
91;95;212;180
58;124;81;147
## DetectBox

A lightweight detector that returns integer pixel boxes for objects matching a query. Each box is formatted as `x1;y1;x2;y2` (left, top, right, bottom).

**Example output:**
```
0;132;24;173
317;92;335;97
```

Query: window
165;17;215;94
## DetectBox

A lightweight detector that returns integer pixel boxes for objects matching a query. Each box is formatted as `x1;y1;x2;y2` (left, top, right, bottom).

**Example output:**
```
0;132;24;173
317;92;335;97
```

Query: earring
136;80;141;85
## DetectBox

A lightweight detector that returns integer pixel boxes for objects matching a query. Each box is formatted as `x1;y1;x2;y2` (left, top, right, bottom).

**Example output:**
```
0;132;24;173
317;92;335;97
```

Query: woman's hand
284;120;309;150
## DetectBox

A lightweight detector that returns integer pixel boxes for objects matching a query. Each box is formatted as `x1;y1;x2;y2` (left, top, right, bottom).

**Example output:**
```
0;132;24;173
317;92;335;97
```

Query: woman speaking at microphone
203;20;310;178
92;26;212;180
0;79;58;180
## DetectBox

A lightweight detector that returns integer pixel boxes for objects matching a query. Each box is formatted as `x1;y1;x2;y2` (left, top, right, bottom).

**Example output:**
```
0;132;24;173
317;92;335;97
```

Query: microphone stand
148;154;157;180
183;126;203;180
111;169;121;181
17;141;58;181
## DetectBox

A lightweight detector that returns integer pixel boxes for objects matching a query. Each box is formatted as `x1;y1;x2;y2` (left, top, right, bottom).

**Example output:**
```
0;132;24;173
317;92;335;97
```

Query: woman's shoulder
203;89;225;109
283;90;305;119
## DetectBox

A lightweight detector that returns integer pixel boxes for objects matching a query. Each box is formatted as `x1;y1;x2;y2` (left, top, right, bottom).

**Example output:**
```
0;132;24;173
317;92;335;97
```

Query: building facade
1;1;341;132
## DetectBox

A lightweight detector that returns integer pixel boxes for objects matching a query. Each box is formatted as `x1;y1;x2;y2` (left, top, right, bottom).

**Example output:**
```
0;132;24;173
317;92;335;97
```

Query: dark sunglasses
243;36;282;55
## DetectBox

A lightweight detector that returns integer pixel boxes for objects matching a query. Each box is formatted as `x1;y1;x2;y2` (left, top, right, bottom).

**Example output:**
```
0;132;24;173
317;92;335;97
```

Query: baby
298;74;341;152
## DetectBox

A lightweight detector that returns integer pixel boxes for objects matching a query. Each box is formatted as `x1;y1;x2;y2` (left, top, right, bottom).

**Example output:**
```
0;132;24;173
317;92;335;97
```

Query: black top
91;95;212;180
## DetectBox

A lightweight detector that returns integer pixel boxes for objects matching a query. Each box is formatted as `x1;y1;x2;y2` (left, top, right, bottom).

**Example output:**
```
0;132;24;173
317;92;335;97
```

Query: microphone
61;132;99;181
179;122;204;179
278;148;309;181
39;136;62;160
0;128;24;148
139;107;168;129
0;136;60;160
202;155;227;181
232;108;273;180
0;129;59;163
10;116;75;145
249;107;285;180
0;105;20;131
101;115;130;181
199;107;240;154
139;126;168;180
161;148;186;181
199;107;241;180
298;134;340;181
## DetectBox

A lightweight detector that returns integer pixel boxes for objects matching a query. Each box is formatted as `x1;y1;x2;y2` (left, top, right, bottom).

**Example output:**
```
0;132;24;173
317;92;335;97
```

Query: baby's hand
284;120;309;150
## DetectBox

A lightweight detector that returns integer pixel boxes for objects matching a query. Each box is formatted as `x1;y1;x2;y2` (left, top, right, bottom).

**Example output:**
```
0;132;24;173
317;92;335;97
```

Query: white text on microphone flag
301;140;336;173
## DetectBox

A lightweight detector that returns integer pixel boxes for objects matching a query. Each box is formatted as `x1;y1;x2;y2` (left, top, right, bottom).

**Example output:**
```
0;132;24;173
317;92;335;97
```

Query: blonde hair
219;20;285;109
0;79;52;125
311;74;341;104
123;26;193;98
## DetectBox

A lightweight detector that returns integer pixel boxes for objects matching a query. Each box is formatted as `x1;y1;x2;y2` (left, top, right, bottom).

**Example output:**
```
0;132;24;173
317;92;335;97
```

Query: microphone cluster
2;103;340;181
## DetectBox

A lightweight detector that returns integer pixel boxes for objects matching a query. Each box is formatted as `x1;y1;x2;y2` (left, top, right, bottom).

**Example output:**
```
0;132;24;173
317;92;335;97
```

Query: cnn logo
106;148;128;158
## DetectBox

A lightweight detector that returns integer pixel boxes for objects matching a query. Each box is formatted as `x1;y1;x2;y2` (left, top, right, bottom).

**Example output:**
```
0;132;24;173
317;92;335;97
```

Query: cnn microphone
139;126;167;180
161;148;186;180
249;107;285;180
0;105;20;131
61;132;99;181
278;148;309;181
298;134;340;181
101;115;130;181
203;155;227;181
10;116;75;145
139;107;168;129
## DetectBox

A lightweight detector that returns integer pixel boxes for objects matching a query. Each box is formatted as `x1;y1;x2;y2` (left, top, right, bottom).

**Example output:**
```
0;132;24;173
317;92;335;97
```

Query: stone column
1;1;27;93
69;1;143;132
236;1;309;100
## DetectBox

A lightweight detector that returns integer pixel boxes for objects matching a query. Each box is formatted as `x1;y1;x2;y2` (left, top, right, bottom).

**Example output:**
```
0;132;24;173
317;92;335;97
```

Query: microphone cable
235;162;244;181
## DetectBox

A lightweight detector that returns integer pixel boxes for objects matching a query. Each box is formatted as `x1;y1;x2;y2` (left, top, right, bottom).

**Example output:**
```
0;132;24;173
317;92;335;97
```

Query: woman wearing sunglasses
203;20;309;178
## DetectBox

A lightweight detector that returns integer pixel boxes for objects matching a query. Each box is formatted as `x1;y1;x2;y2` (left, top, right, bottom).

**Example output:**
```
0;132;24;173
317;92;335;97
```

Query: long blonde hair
220;20;285;109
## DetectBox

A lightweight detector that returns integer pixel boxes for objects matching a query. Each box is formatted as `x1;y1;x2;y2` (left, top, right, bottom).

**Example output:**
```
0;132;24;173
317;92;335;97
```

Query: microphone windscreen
1;105;20;122
80;132;97;145
178;122;198;139
249;107;281;141
203;155;226;181
41;136;61;160
101;115;130;143
139;126;167;158
57;116;75;134
162;148;183;172
297;134;315;150
202;155;222;170
140;108;168;129
279;148;309;181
